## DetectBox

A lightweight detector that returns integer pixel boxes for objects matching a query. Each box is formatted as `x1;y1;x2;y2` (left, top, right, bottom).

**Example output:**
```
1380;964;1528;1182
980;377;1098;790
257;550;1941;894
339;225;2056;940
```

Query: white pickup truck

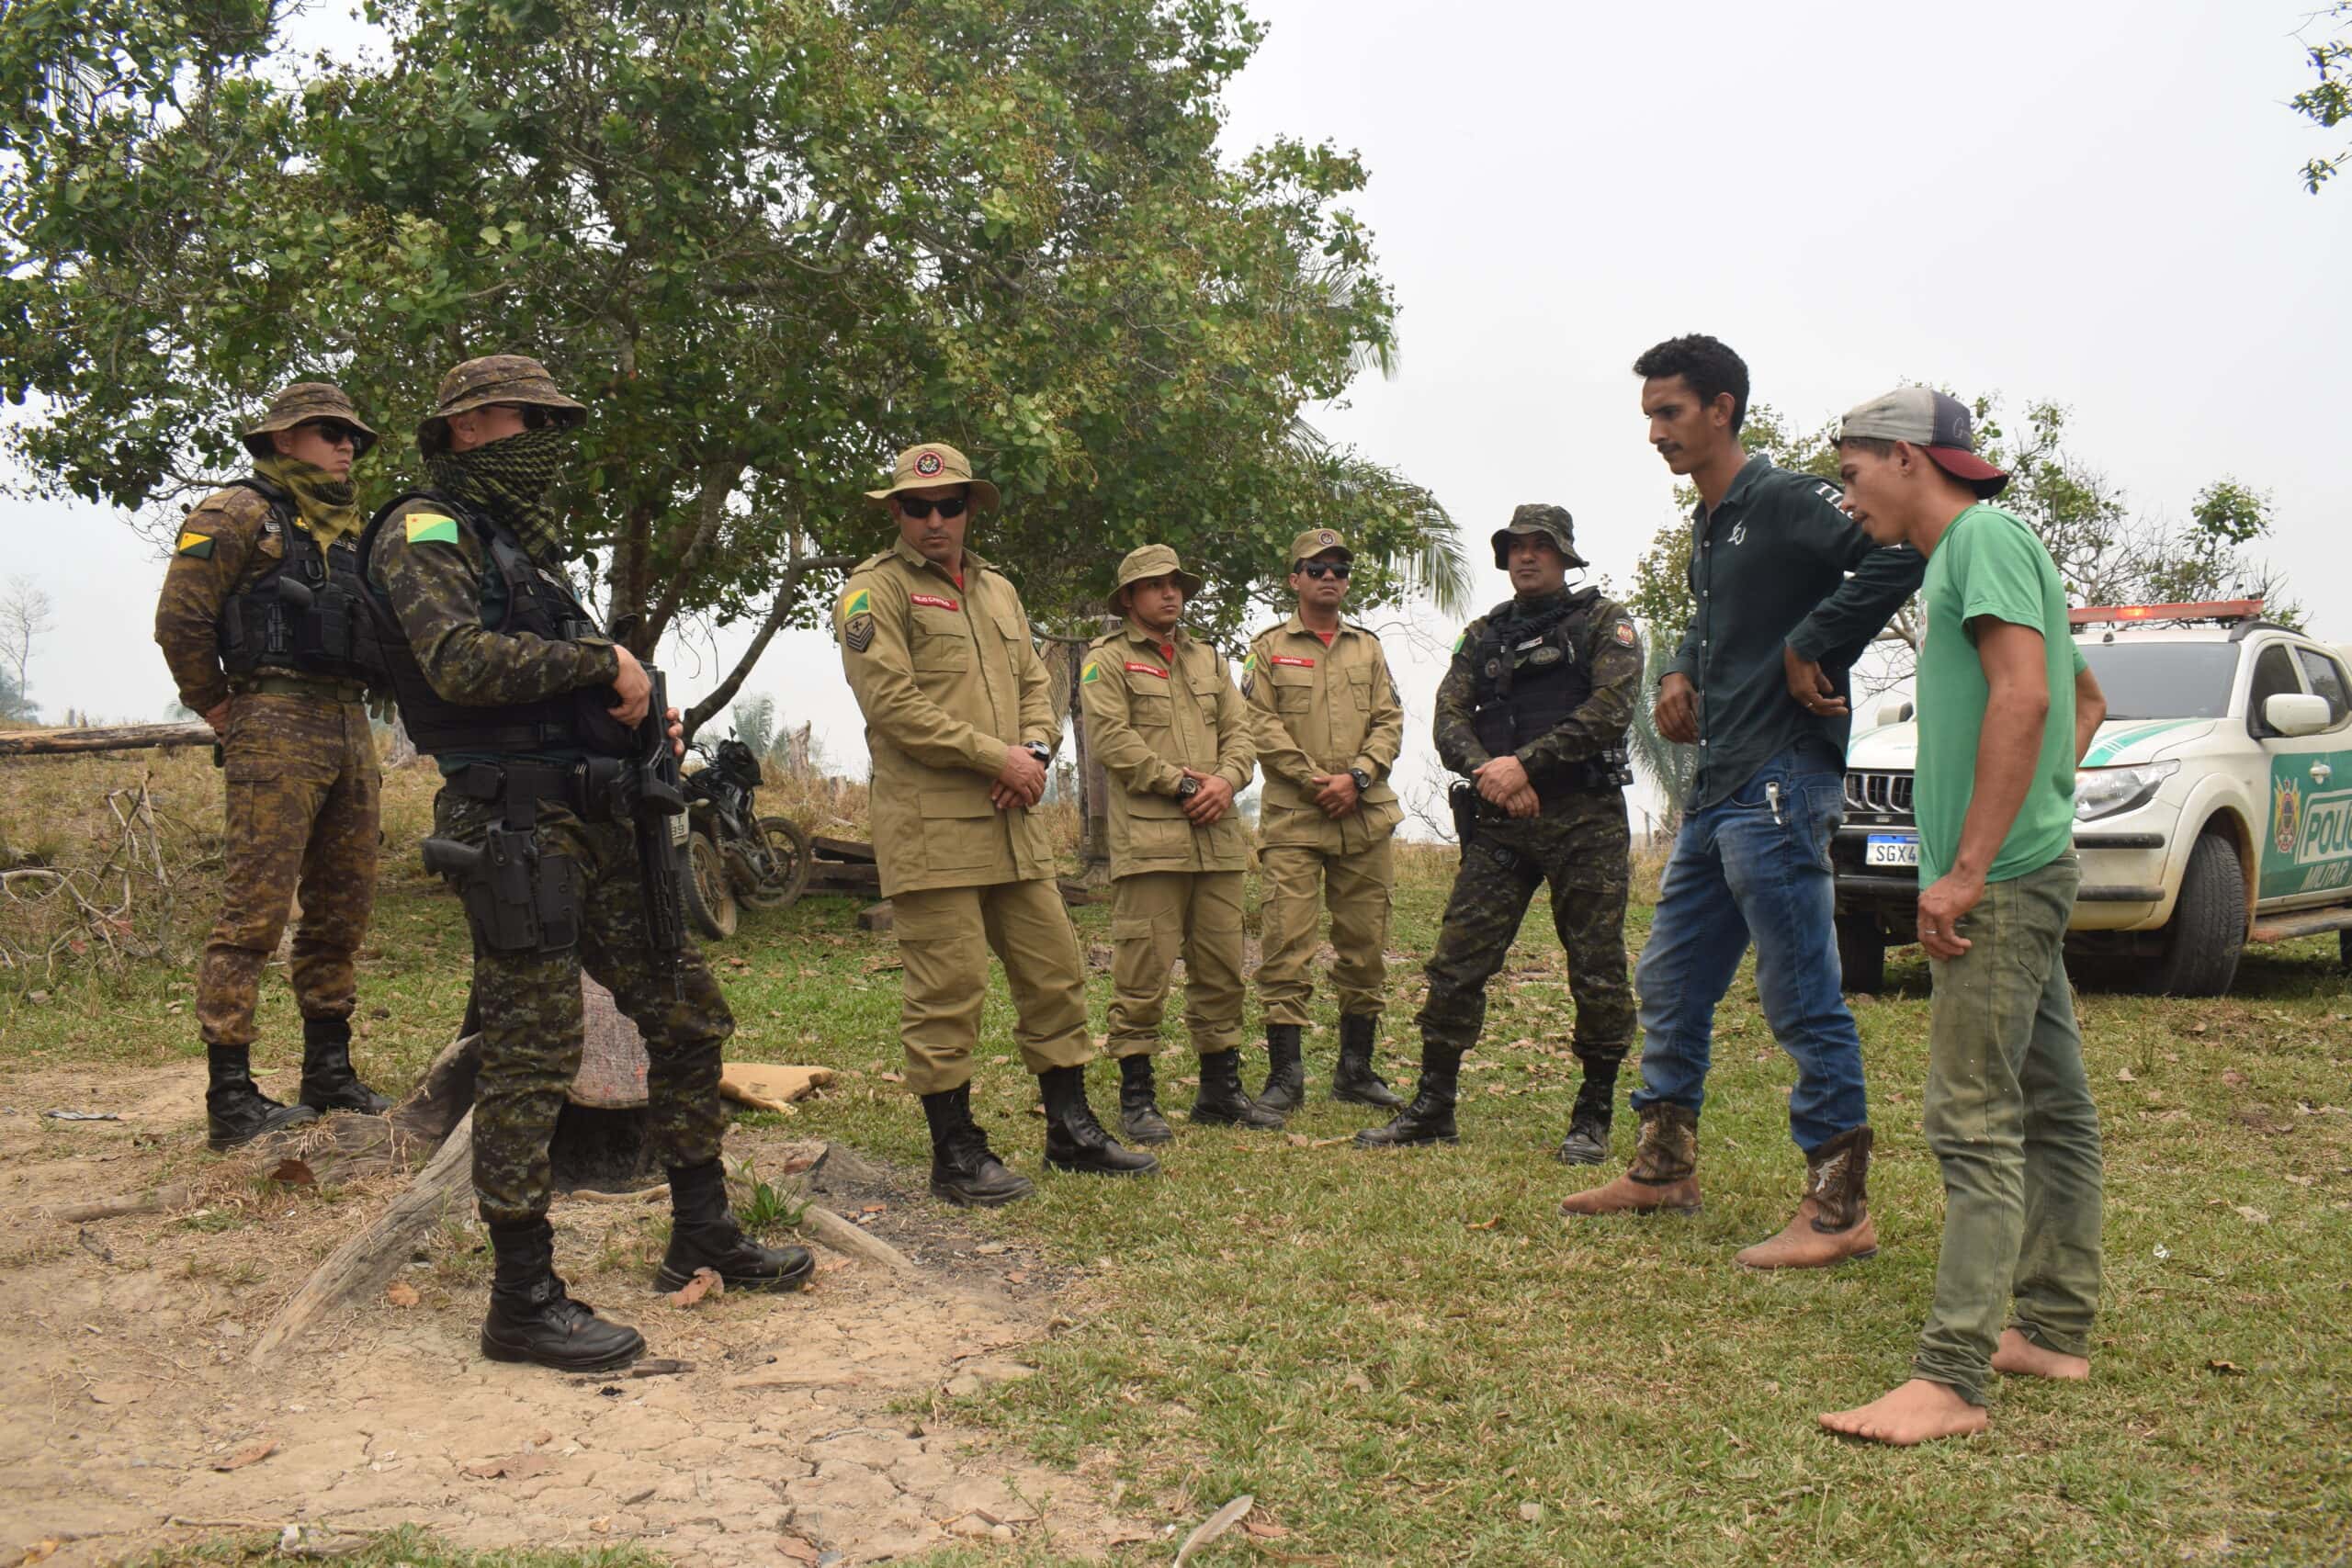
1831;600;2352;996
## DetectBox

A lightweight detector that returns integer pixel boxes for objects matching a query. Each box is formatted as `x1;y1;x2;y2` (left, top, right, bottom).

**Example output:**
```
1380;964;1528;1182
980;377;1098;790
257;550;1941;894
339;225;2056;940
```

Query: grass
6;750;2351;1565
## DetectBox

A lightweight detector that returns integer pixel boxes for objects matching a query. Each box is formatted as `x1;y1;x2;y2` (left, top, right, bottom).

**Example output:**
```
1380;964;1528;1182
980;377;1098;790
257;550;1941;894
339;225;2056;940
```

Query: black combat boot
922;1085;1035;1207
1553;1071;1616;1167
297;1015;392;1115
1255;1023;1306;1115
1116;1054;1174;1145
1351;1044;1461;1149
1331;1012;1405;1109
205;1045;319;1152
480;1217;645;1372
655;1158;816;1292
1039;1066;1160;1177
1192;1047;1285;1129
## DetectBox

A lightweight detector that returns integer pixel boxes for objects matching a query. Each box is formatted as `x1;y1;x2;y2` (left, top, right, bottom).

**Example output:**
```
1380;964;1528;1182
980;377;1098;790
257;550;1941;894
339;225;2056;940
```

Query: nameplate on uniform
1124;661;1169;679
405;513;460;545
175;530;216;558
909;593;959;612
1270;654;1316;668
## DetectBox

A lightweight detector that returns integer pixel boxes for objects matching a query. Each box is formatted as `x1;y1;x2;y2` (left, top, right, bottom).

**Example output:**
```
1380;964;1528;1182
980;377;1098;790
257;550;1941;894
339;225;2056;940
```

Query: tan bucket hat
1109;544;1204;615
1490;502;1587;570
241;382;379;459
864;442;1001;513
1287;527;1353;567
416;355;587;457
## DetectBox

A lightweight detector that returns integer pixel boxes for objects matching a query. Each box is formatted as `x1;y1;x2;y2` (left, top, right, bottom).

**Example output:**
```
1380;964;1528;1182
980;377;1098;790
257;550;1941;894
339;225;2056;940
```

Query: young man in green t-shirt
1816;387;2109;1446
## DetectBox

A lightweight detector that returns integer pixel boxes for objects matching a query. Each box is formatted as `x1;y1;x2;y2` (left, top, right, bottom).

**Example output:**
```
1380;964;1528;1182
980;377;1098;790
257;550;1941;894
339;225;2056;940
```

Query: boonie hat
416;355;586;457
1491;503;1586;570
1109;544;1204;615
865;443;1001;514
1289;527;1354;567
242;382;379;459
1838;387;2009;497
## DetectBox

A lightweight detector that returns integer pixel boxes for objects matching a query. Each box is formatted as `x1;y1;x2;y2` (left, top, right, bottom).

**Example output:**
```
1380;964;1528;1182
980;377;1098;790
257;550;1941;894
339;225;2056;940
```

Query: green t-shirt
1915;504;2083;885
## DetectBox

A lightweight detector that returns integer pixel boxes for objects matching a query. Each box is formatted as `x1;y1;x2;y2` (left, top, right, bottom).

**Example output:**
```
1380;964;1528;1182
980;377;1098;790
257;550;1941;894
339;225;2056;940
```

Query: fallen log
249;1109;475;1364
49;1184;191;1224
0;722;215;758
239;1032;481;1184
799;1203;919;1274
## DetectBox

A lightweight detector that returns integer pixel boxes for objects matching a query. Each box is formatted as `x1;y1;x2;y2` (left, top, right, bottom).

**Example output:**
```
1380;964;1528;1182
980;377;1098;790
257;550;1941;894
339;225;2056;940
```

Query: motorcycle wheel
683;833;740;940
732;815;812;909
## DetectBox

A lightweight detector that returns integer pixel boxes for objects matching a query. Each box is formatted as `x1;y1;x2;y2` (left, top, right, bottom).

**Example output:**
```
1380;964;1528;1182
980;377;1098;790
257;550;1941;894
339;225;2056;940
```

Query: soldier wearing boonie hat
1080;544;1279;1143
363;354;808;1374
154;379;394;1157
1357;503;1645;1160
838;442;1156;1206
1240;527;1409;1116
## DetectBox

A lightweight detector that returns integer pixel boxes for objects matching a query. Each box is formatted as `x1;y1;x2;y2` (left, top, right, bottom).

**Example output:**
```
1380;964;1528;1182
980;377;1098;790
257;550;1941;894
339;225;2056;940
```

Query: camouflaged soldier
1242;527;1408;1114
153;383;394;1151
837;443;1155;1206
1080;546;1279;1142
1356;505;1642;1156
361;355;808;1373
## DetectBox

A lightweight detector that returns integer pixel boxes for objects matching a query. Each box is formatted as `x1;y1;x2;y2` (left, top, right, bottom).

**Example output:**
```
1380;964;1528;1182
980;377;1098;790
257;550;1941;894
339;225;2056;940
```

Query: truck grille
1844;770;1914;818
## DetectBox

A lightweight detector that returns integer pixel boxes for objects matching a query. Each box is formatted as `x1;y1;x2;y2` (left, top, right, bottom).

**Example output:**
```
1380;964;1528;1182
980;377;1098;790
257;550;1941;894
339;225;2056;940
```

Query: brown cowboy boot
1558;1103;1702;1216
1735;1125;1878;1269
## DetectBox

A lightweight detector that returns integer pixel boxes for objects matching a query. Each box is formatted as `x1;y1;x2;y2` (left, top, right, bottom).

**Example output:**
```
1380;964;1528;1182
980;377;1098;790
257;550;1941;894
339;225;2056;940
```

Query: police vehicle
1832;600;2352;995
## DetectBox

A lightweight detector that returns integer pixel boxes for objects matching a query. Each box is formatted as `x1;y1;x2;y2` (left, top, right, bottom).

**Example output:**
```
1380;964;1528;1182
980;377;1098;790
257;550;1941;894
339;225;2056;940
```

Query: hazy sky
5;0;2345;826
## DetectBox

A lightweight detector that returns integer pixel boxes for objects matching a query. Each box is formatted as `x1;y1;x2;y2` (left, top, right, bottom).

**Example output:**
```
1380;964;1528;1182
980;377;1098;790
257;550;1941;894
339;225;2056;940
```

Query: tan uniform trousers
891;878;1096;1096
1105;870;1247;1059
1254;840;1395;1028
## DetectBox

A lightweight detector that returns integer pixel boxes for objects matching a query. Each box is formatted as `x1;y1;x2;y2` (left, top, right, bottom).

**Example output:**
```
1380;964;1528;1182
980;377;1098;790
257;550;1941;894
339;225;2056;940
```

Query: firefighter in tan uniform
1080;547;1283;1142
1242;528;1408;1114
837;443;1157;1205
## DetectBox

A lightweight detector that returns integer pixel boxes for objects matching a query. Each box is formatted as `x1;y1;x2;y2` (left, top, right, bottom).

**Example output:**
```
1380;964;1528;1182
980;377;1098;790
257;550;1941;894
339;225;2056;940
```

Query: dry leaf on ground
265;1158;316;1186
669;1267;724;1307
775;1537;821;1564
1175;1495;1255;1566
384;1281;420;1308
460;1451;554;1480
213;1438;277;1472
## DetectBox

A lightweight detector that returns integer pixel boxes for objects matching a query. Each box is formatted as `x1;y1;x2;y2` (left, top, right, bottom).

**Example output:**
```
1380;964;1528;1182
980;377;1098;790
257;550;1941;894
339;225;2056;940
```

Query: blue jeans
1630;743;1868;1151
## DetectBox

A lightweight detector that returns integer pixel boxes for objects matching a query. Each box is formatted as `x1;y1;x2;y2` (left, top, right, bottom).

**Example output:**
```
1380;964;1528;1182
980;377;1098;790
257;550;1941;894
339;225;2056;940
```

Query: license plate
1864;833;1919;868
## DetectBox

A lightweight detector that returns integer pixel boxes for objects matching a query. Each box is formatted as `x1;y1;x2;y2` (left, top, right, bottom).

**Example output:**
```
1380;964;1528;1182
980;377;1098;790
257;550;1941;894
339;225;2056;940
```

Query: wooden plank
0;722;214;758
808;835;877;863
856;900;895;931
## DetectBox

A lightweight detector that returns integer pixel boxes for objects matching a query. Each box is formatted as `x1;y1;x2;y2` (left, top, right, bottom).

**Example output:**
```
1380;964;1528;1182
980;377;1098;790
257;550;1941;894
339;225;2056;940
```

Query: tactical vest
215;478;389;685
1468;590;1600;788
357;490;632;759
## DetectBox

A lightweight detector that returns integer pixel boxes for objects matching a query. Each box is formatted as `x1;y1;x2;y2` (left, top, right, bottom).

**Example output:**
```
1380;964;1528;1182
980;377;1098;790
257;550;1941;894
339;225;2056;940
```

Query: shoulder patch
843;612;875;653
1080;660;1102;685
404;513;459;546
175;530;216;558
840;586;872;620
1614;620;1638;647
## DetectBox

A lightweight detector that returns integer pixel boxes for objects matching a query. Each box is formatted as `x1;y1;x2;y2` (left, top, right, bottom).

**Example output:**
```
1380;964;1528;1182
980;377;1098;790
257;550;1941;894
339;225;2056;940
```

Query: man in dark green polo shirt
1818;386;2107;1446
1562;334;1923;1273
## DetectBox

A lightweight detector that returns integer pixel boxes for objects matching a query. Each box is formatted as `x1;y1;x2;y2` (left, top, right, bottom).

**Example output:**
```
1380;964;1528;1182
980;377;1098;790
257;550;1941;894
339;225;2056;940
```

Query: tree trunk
0;722;212;757
682;552;860;739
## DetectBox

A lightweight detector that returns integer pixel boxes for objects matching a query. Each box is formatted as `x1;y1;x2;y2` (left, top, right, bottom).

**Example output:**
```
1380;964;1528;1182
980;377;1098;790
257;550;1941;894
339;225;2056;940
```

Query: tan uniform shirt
837;538;1059;897
1243;615;1405;854
1080;621;1255;877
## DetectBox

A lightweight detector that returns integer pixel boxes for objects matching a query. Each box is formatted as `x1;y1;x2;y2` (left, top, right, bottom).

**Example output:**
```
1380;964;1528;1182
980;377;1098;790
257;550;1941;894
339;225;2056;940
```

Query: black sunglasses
897;495;967;520
301;421;361;447
1297;561;1351;580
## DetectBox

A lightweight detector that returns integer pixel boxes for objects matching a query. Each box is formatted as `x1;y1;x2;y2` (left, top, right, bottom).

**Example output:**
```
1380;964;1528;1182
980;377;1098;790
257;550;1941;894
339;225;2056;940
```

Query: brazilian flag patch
1080;660;1102;685
175;530;216;559
840;587;872;621
405;513;459;546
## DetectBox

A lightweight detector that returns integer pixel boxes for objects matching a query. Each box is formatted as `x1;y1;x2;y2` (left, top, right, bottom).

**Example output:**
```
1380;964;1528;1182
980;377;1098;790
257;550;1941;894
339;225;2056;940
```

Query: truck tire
2149;831;2244;998
1837;914;1886;995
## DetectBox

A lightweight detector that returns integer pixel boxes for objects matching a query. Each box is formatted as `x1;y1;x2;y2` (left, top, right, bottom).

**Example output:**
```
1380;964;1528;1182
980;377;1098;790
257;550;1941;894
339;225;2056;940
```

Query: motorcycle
677;734;811;939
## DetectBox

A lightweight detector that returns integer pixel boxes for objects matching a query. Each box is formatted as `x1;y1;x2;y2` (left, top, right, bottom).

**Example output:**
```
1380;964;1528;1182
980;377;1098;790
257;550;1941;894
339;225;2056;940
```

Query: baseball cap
1289;527;1353;566
1838;387;2009;497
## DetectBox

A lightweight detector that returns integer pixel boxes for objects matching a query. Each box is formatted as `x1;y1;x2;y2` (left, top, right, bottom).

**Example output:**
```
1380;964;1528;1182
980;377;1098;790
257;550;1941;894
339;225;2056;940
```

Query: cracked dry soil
0;1064;1149;1565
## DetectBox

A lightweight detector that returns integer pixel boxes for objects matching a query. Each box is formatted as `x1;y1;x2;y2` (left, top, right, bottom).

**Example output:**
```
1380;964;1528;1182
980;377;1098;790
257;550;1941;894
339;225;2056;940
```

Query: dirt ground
0;1063;1153;1566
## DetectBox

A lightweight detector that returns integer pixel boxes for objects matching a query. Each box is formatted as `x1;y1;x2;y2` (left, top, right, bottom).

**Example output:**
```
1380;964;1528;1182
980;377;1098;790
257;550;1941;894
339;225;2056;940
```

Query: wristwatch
1348;767;1373;793
1023;740;1052;764
1176;776;1202;800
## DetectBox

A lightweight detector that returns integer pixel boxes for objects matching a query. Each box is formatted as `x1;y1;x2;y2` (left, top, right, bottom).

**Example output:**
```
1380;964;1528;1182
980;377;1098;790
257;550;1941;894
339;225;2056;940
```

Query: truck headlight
2074;760;2178;822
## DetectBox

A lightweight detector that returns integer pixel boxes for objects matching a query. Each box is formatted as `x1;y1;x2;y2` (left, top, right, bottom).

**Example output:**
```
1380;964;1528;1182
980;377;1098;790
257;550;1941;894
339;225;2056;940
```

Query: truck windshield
2076;641;2238;720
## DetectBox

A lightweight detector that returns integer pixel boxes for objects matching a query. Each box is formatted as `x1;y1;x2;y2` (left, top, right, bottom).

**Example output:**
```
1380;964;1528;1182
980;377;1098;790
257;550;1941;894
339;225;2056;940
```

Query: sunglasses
896;495;968;520
302;422;361;447
1297;561;1351;580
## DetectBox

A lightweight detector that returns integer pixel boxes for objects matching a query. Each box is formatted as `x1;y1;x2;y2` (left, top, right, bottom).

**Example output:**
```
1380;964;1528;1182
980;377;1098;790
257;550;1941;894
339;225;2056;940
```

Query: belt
231;672;369;703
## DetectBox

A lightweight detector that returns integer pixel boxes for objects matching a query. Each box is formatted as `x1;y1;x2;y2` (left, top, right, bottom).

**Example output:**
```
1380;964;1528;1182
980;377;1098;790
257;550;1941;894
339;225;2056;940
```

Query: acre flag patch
405;513;460;546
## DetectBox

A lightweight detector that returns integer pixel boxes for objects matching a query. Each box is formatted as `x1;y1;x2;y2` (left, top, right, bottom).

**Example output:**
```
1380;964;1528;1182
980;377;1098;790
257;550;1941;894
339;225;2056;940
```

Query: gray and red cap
1838;387;2009;497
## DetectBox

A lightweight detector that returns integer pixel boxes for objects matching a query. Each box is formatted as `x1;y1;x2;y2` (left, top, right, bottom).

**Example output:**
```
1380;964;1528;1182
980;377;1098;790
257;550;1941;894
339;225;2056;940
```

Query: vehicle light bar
2067;598;2265;627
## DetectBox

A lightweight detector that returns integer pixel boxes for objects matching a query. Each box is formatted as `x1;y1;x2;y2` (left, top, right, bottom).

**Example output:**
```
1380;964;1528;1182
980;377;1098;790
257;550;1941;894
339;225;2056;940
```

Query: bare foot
1818;1379;1989;1446
1991;1328;2090;1381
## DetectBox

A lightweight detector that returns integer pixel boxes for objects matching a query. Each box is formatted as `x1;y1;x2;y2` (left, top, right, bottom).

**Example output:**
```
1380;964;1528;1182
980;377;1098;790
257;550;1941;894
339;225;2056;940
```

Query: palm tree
1624;638;1697;836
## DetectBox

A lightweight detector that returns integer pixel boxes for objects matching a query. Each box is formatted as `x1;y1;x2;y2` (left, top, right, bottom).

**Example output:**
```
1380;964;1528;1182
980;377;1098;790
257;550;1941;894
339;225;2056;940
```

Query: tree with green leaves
0;0;1461;733
2292;2;2351;190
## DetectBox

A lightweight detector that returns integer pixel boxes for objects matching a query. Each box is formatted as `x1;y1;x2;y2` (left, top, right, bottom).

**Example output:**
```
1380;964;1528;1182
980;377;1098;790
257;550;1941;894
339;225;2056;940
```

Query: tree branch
681;553;860;738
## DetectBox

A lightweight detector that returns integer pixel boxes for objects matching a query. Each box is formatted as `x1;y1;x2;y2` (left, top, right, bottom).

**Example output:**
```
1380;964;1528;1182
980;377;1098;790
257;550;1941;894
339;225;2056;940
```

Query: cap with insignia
241;382;379;459
1490;503;1586;570
865;443;1001;513
1288;527;1353;568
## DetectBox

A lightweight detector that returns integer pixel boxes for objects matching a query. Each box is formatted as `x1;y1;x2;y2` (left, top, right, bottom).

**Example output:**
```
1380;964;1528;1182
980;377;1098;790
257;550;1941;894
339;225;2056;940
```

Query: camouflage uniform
153;383;389;1145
